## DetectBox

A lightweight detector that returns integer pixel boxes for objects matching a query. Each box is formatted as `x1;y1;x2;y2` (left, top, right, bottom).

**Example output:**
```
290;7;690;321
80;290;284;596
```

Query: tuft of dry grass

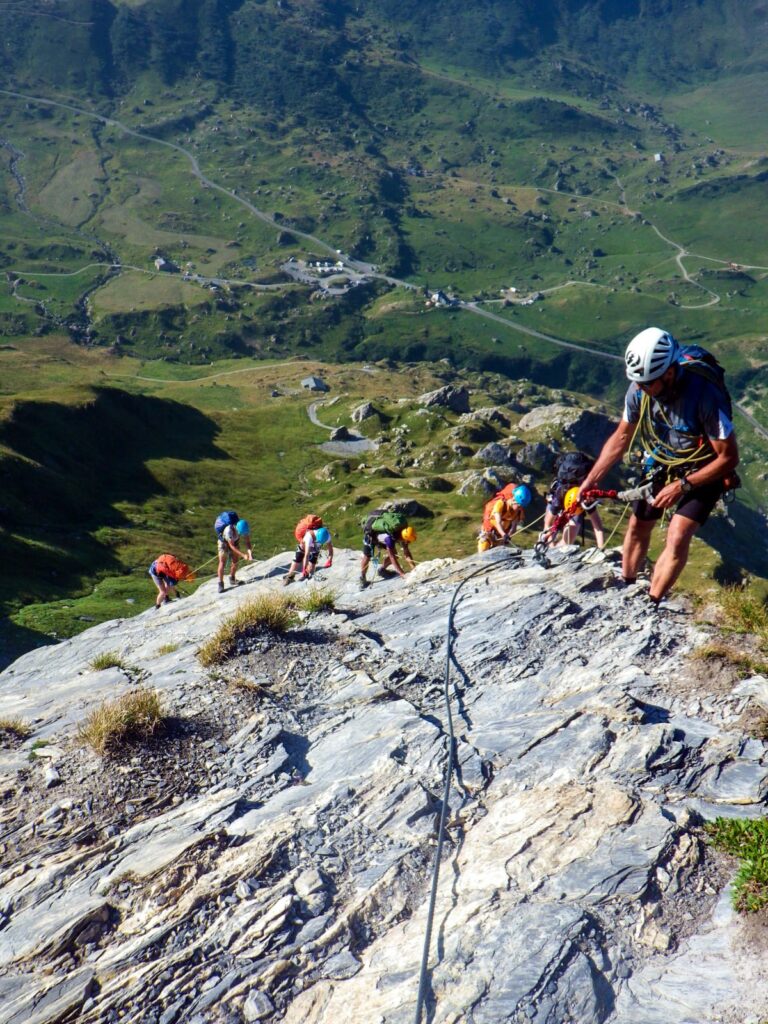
77;688;164;755
227;674;272;696
198;594;299;667
0;716;32;742
692;642;768;678
90;651;127;672
292;586;337;614
157;643;179;656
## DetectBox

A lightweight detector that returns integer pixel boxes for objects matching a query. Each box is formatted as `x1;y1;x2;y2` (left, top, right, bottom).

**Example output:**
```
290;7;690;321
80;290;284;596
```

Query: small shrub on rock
198;595;299;666
90;652;127;672
293;587;337;614
706;817;768;912
78;689;164;755
0;717;32;743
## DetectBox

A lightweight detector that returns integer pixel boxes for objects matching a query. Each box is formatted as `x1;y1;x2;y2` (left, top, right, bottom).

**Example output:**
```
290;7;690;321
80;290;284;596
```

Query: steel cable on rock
413;551;521;1024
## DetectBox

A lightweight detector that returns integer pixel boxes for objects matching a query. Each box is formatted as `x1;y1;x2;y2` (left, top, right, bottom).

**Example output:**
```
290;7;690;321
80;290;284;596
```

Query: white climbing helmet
624;327;679;383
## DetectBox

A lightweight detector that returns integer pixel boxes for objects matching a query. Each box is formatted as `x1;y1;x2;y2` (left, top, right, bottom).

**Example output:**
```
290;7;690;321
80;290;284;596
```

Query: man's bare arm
580;421;635;494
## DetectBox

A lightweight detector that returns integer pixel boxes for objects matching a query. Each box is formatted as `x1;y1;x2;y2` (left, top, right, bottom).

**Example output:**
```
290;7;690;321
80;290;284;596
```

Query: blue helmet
236;519;250;535
512;485;531;508
315;526;331;545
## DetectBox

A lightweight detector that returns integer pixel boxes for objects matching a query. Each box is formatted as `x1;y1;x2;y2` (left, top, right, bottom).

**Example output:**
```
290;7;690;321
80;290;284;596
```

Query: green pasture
645;178;768;267
663;74;768;151
91;272;208;315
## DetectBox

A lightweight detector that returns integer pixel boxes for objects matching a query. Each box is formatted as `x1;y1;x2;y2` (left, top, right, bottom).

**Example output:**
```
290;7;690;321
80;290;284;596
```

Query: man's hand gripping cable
532;485;650;567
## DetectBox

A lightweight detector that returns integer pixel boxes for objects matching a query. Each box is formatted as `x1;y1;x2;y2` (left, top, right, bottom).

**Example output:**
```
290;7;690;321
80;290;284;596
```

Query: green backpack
368;509;408;535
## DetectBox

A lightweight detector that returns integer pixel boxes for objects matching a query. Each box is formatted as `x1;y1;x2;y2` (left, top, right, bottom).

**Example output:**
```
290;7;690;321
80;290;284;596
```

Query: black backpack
677;344;733;419
554;452;594;488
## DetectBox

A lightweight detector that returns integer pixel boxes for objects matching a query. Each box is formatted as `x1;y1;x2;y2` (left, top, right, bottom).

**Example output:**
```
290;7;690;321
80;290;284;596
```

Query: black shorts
633;480;723;526
294;545;319;565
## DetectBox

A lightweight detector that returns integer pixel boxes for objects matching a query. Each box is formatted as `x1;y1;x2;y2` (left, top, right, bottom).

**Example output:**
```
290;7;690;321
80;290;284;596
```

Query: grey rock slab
0;967;94;1024
243;989;275;1021
696;758;768;805
321;948;362;979
99;787;240;887
611;888;768;1023
2;548;768;1023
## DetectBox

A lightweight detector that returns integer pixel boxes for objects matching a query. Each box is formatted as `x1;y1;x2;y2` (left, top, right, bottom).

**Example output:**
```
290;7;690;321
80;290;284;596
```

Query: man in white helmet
579;327;739;605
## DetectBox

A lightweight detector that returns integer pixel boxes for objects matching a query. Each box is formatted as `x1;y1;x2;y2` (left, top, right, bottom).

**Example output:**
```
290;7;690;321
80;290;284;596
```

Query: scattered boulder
516;405;615;456
518;442;557;473
460;407;511;428
411;476;454;493
565;408;616;454
473;442;518;467
458;468;512;496
390;498;434;519
418;385;470;414
351;402;381;424
450;421;499;444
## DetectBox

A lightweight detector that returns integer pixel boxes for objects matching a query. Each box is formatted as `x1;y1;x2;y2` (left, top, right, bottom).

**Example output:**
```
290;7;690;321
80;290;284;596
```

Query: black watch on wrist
679;476;693;495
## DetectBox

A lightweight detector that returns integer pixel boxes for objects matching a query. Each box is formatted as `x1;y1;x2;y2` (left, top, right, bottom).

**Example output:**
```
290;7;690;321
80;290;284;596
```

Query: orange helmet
401;525;417;543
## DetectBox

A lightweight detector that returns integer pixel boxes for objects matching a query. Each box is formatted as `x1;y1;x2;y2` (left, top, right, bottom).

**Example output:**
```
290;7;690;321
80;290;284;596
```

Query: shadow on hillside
0;619;58;672
699;499;768;582
0;388;226;655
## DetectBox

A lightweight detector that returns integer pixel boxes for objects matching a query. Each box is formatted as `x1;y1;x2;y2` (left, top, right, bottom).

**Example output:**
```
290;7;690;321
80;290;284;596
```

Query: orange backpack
294;514;323;542
481;483;518;532
155;554;195;582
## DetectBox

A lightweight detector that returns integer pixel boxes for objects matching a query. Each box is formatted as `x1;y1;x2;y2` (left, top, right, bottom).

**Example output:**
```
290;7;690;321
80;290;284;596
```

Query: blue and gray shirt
623;366;733;460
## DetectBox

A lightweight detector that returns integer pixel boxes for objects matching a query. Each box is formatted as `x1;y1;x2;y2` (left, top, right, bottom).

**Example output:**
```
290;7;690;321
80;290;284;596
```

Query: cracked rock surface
1;548;767;1024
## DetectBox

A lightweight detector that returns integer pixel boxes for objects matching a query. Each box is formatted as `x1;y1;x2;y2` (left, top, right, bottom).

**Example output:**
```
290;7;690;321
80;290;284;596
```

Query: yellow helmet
401;525;417;543
563;487;582;514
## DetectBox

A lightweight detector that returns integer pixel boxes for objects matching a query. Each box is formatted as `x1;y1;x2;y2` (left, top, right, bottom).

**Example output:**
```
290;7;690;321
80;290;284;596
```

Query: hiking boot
359;574;370;590
282;573;295;587
217;581;225;594
229;578;242;588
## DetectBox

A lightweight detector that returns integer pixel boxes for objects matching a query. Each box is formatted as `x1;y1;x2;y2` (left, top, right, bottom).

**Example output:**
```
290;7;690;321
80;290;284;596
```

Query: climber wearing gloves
283;517;334;585
360;508;416;587
579;327;739;605
477;484;531;553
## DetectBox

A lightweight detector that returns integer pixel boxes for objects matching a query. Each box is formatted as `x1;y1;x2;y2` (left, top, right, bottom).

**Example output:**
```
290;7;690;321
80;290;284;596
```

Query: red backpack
294;514;323;542
155;554;195;582
482;483;517;532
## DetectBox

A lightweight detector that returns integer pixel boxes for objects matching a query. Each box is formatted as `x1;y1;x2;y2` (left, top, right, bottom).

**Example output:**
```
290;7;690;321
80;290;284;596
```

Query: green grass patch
89;651;127;672
706;817;768;913
198;594;299;667
77;688;164;756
